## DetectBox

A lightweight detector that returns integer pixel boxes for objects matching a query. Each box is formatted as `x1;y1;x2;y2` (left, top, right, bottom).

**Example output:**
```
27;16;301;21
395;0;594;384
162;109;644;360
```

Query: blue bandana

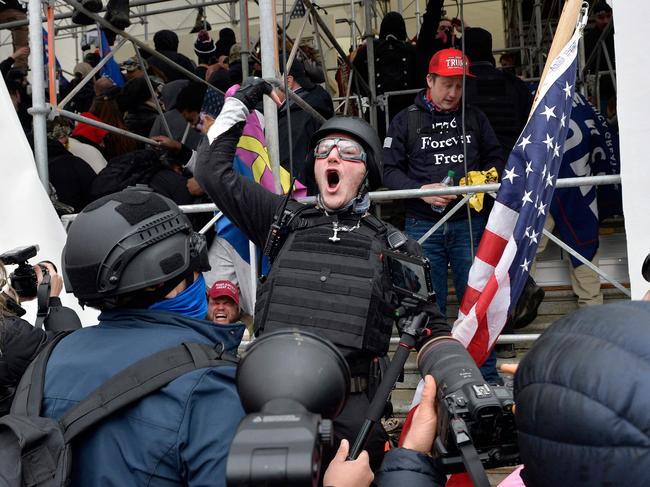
149;274;209;320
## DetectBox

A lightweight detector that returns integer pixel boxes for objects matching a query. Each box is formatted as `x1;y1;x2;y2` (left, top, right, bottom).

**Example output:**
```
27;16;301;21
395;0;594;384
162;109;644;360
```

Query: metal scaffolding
18;0;625;314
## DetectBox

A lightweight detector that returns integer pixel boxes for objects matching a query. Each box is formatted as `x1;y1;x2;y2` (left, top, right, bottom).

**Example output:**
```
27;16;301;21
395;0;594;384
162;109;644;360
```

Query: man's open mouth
214;312;227;321
326;169;340;190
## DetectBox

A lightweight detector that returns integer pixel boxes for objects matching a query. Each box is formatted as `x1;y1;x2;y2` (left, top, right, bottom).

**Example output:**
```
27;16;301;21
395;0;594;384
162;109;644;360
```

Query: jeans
406;214;500;383
405;215;486;316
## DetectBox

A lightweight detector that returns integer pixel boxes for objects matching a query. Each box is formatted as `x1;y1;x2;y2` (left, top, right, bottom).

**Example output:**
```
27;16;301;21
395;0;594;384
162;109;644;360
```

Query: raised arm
194;83;285;248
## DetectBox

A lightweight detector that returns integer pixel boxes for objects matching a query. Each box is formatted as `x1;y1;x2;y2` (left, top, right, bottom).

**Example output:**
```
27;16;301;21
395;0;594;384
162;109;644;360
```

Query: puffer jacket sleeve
375;448;447;486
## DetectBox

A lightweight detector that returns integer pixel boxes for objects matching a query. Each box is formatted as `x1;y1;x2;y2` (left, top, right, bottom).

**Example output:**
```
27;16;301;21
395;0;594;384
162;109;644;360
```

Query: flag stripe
475;229;508;268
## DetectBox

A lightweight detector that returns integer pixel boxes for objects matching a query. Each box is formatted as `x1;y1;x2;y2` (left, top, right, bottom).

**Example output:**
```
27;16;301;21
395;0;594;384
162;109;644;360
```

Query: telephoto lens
418;337;503;424
416;336;518;472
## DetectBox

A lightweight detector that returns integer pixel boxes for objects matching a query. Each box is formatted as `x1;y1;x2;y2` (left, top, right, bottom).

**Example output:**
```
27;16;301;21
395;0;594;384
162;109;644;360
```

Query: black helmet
62;187;209;309
305;116;383;192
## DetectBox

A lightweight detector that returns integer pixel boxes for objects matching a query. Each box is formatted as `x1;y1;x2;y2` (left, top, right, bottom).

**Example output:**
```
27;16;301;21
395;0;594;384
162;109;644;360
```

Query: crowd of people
0;0;635;486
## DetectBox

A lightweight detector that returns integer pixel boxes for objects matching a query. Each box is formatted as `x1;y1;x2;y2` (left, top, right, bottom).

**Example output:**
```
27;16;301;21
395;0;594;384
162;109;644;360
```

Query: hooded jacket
42;309;245;487
278;84;334;186
464;27;533;154
383;90;505;221
148;30;196;82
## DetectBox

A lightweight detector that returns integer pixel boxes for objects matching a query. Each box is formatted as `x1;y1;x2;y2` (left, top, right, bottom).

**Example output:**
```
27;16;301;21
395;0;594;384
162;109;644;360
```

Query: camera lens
417;337;501;421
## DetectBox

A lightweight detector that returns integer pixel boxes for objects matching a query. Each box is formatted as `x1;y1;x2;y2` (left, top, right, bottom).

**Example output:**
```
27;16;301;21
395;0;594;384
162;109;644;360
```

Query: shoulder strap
11;331;72;416
362;213;388;236
56;342;237;442
406;104;422;151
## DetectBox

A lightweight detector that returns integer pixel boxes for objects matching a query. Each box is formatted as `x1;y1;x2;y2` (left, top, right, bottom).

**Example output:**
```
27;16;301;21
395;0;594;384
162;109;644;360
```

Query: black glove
233;77;273;111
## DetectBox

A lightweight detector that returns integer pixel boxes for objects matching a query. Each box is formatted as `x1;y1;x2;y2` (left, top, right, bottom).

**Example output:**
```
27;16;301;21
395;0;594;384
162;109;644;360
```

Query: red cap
208;280;240;306
428;48;475;77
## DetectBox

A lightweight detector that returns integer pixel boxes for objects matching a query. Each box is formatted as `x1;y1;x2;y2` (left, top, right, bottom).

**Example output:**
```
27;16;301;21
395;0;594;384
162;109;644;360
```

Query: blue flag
550;92;621;267
42;28;69;91
99;30;125;87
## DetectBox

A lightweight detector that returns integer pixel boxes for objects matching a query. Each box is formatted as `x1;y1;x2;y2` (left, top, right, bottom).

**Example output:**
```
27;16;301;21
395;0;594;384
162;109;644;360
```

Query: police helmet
305;116;383;192
62;187;209;308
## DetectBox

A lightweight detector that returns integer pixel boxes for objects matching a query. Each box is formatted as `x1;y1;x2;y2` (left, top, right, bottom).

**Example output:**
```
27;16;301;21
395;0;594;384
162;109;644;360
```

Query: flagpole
530;0;584;115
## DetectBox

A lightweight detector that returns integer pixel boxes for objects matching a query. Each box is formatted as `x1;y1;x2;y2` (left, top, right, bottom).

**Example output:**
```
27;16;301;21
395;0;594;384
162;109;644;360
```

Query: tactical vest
254;205;398;364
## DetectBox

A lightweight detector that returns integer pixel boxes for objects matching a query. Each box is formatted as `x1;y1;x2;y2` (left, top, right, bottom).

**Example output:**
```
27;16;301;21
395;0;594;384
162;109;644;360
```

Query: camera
0;245;50;300
385;250;434;303
227;330;350;487
417;337;519;473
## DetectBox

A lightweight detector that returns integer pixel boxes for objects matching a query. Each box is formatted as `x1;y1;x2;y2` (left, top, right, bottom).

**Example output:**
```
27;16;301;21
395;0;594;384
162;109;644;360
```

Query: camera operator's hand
233;77;281;111
402;375;438;454
499;363;518;376
35;262;63;298
323;439;374;487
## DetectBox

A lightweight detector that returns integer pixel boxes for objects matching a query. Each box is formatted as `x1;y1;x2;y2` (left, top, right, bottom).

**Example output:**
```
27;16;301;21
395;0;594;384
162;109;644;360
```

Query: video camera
418;337;519;483
226;330;350;487
0;245;52;300
0;245;57;327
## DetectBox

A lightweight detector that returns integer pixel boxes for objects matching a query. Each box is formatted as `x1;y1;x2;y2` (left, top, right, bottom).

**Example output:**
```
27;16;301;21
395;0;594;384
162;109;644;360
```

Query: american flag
290;0;307;19
451;28;582;365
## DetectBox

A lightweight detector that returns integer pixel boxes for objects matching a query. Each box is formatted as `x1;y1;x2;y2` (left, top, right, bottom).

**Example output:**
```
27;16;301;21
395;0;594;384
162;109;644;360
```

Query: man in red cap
207;279;242;325
383;47;505;383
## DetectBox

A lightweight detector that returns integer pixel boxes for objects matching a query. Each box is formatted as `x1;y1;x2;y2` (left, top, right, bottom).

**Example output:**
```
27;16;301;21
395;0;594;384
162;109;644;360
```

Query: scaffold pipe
28;0;49;191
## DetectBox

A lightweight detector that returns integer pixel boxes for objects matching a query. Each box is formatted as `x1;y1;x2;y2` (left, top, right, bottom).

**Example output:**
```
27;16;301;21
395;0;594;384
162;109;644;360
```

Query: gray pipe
58;37;128;109
533;0;544;74
0;0;176;30
239;0;249;81
54;107;161;146
363;0;377;129
259;0;283;194
62;0;225;95
28;0;49;191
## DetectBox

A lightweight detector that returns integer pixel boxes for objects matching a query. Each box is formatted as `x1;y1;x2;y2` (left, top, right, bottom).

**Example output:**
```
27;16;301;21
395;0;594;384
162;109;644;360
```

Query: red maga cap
208;280;240;305
428;48;475;77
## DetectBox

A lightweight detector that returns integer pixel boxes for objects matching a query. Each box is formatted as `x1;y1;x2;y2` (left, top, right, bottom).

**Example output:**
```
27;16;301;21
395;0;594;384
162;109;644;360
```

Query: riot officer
194;78;450;470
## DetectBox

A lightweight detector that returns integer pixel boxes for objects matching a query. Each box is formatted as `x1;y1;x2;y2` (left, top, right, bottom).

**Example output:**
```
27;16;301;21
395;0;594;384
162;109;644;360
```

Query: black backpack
0;333;238;487
90;149;161;200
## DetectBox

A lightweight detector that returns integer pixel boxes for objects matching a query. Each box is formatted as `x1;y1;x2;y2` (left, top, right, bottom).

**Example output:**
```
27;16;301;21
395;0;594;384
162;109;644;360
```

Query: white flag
0;75;98;325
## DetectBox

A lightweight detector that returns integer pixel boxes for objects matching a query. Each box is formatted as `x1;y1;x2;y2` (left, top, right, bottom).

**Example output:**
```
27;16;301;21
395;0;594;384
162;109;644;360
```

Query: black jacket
278;85;334;186
416;0;453;82
124;103;159;139
147;51;196;82
376;448;446;486
383;90;505;221
48;139;97;212
0;296;81;415
465;62;533;154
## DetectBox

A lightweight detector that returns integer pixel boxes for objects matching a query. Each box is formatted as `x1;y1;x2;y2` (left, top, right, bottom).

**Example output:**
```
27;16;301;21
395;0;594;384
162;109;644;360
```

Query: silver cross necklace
329;219;362;242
